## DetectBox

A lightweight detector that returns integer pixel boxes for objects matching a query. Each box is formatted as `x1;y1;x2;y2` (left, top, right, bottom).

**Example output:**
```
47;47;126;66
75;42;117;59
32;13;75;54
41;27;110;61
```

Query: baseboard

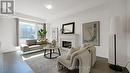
0;48;18;53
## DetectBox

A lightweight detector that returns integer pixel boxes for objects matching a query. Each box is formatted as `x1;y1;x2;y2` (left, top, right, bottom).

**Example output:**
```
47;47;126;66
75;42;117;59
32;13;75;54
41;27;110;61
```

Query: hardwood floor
0;51;127;73
0;53;3;73
23;50;125;73
0;52;34;73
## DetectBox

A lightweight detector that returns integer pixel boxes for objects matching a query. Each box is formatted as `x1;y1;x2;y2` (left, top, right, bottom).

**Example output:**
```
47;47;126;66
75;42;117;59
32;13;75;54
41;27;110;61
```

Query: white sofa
57;44;96;73
20;40;43;52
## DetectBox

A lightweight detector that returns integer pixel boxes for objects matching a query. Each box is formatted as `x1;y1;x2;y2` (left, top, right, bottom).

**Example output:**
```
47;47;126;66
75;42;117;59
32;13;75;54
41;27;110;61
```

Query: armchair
126;62;130;72
57;44;96;73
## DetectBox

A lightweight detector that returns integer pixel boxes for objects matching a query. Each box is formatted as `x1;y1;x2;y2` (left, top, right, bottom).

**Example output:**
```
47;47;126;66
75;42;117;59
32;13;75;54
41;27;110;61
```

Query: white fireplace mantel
59;34;79;49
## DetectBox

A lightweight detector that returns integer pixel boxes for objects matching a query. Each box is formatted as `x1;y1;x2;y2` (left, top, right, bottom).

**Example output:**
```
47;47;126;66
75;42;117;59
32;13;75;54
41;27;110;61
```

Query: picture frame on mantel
62;22;75;34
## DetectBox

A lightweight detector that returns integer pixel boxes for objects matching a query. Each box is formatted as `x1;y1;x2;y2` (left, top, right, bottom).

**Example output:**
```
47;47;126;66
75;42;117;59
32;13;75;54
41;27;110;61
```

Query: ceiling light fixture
45;4;52;9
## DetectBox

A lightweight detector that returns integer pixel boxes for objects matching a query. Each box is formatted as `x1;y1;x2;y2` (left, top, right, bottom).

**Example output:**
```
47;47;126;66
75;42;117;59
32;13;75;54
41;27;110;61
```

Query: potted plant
38;29;47;44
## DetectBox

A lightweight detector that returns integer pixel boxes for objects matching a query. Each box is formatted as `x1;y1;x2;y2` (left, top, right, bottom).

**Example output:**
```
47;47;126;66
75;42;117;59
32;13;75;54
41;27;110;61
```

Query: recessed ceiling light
45;4;52;9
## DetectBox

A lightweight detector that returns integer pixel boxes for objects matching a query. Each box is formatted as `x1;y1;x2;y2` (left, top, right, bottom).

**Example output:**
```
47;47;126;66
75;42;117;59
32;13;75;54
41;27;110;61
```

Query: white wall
46;23;51;42
127;0;130;61
0;12;45;24
49;0;128;66
50;3;110;58
0;17;17;52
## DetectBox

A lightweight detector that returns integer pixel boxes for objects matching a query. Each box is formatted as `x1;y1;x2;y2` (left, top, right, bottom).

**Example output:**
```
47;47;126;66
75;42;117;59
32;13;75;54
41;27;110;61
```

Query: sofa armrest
20;44;29;52
88;46;96;67
69;50;91;73
126;62;130;72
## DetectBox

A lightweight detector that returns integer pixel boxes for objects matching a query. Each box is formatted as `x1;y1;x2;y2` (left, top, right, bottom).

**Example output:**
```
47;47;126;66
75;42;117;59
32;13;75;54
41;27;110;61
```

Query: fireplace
60;34;79;49
62;41;72;48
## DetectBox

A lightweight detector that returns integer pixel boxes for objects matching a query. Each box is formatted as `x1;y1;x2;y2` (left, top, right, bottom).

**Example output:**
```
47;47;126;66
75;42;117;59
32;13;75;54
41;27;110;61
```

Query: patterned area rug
22;50;120;73
22;50;69;73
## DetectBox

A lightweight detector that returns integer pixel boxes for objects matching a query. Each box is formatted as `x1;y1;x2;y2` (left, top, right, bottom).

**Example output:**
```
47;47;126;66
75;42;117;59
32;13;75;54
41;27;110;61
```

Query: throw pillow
83;43;92;47
26;40;37;46
66;47;80;60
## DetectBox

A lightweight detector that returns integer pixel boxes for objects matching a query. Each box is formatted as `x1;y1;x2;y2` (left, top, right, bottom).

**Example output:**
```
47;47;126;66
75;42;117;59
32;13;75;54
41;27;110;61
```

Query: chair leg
44;49;46;56
58;48;61;56
50;49;52;59
52;49;55;53
57;62;63;70
57;62;69;71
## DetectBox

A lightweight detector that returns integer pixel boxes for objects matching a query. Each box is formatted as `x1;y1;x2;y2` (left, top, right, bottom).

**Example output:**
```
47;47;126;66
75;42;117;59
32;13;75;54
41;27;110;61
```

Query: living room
0;0;130;73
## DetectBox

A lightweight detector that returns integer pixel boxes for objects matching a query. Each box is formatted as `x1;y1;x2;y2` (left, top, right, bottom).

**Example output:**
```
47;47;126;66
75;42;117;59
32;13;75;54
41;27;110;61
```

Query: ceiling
15;0;109;21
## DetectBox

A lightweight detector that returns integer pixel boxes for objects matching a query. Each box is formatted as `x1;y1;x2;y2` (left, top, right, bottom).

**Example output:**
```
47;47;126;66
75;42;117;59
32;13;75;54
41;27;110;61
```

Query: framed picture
82;21;100;46
62;22;75;34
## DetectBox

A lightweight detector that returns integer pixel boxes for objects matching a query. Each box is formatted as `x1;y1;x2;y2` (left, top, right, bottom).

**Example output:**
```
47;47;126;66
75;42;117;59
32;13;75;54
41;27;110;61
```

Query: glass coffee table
43;44;61;59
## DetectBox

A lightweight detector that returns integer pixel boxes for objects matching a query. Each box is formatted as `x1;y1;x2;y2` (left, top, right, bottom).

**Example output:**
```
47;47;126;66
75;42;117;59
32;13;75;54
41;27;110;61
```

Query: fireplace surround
59;34;79;49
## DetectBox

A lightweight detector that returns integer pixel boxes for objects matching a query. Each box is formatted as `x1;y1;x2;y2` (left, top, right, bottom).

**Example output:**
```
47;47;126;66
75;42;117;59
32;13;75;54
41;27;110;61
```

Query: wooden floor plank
1;52;34;73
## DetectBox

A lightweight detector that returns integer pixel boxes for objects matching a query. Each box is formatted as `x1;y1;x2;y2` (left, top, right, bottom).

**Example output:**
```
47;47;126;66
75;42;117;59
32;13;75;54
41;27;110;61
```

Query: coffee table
43;44;61;59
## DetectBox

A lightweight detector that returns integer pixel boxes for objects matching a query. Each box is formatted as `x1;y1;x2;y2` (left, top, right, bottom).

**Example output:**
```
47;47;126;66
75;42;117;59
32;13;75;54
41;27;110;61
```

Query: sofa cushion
26;40;37;46
29;45;42;50
66;47;80;60
36;41;43;45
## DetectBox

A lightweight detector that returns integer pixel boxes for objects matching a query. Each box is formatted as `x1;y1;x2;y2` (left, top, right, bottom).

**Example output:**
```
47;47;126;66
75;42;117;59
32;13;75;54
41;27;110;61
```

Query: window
19;21;44;44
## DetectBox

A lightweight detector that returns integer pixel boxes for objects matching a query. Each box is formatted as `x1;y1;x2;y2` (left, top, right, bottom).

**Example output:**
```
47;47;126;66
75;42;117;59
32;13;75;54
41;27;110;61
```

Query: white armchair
57;44;96;73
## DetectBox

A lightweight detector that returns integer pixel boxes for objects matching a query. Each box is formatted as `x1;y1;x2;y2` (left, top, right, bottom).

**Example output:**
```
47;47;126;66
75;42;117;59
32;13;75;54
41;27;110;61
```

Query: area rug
22;50;123;73
22;50;68;73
